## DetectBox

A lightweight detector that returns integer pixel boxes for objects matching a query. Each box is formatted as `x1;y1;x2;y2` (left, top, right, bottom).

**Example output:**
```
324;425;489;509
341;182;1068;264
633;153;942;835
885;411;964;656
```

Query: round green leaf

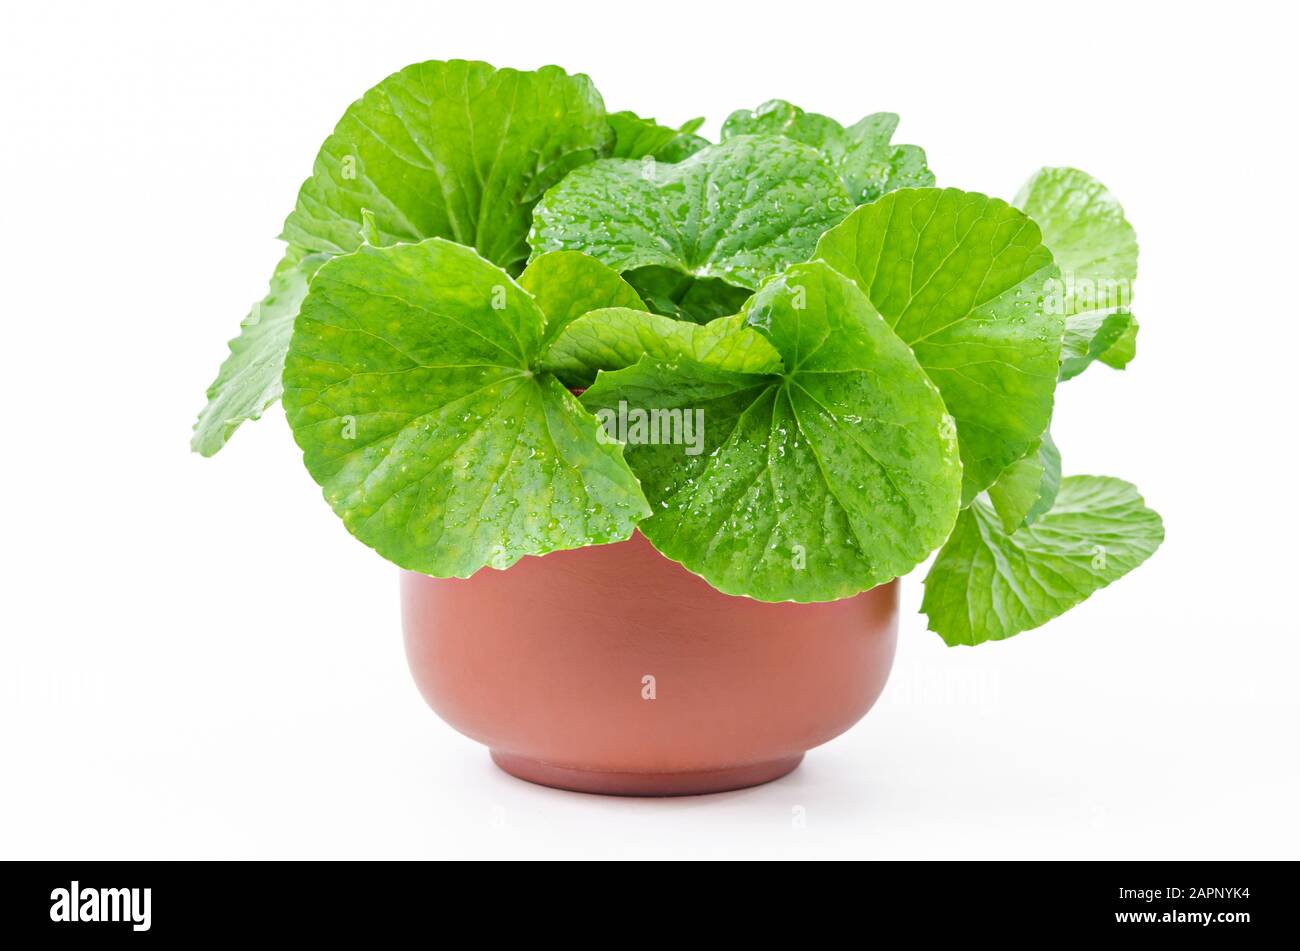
815;187;1062;503
1016;167;1140;381
529;135;853;290
580;262;962;602
196;61;613;456
923;475;1164;645
1014;167;1137;314
721;99;934;203
280;60;612;271
283;238;650;577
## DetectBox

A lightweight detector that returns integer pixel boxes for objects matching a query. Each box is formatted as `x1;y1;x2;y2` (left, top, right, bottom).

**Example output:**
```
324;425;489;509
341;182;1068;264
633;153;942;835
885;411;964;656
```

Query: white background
2;0;1297;860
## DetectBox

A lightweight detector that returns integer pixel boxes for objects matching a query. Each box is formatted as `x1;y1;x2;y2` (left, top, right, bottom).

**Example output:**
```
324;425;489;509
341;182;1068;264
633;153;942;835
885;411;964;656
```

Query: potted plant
193;60;1164;795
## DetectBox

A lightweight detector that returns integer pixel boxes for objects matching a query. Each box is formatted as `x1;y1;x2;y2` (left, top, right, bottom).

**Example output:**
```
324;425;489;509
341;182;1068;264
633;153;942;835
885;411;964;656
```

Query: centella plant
193;60;1162;646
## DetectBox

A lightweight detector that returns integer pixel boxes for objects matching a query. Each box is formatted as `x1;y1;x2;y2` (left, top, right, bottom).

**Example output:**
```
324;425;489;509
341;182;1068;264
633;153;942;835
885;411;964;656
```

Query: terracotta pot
401;532;897;796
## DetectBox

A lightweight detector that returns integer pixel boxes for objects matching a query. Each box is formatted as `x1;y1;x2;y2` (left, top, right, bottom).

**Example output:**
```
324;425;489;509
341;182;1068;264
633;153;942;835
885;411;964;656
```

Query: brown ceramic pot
401;532;897;796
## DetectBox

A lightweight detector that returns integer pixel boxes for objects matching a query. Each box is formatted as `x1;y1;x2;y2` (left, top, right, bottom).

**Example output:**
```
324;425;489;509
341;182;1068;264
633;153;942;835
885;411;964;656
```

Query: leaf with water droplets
580;262;961;602
1015;167;1140;380
283;237;649;577
282;60;611;269
815;187;1062;503
922;475;1163;645
529;135;853;291
721;99;933;203
195;60;611;455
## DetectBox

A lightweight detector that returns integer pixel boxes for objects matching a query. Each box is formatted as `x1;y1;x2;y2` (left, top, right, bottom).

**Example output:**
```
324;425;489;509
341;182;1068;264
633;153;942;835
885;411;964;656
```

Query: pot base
490;751;805;797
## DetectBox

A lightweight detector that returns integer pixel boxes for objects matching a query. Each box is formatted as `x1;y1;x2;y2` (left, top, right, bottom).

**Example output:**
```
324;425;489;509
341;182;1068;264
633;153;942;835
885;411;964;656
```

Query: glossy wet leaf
986;433;1060;533
191;247;330;456
282;238;649;576
540;308;782;388
581;262;962;602
722;99;933;203
281;60;611;270
529;135;853;290
1015;167;1139;379
196;61;611;455
517;250;646;345
815;187;1062;503
922;476;1164;645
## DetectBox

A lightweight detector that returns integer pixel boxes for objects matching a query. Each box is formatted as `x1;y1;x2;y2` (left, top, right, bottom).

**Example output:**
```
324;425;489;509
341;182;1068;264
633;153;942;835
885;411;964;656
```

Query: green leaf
1100;316;1138;369
357;208;382;246
815;187;1062;503
1015;167;1137;308
1060;308;1137;381
282;237;650;577
529;135;853;290
986;432;1060;533
654;131;709;163
516;250;646;345
1015;167;1139;378
191;247;330;456
922;476;1164;646
197;60;612;455
581;262;962;602
605;110;679;158
281;60;611;271
623;266;751;324
722;100;934;203
605;111;708;162
540;308;782;388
